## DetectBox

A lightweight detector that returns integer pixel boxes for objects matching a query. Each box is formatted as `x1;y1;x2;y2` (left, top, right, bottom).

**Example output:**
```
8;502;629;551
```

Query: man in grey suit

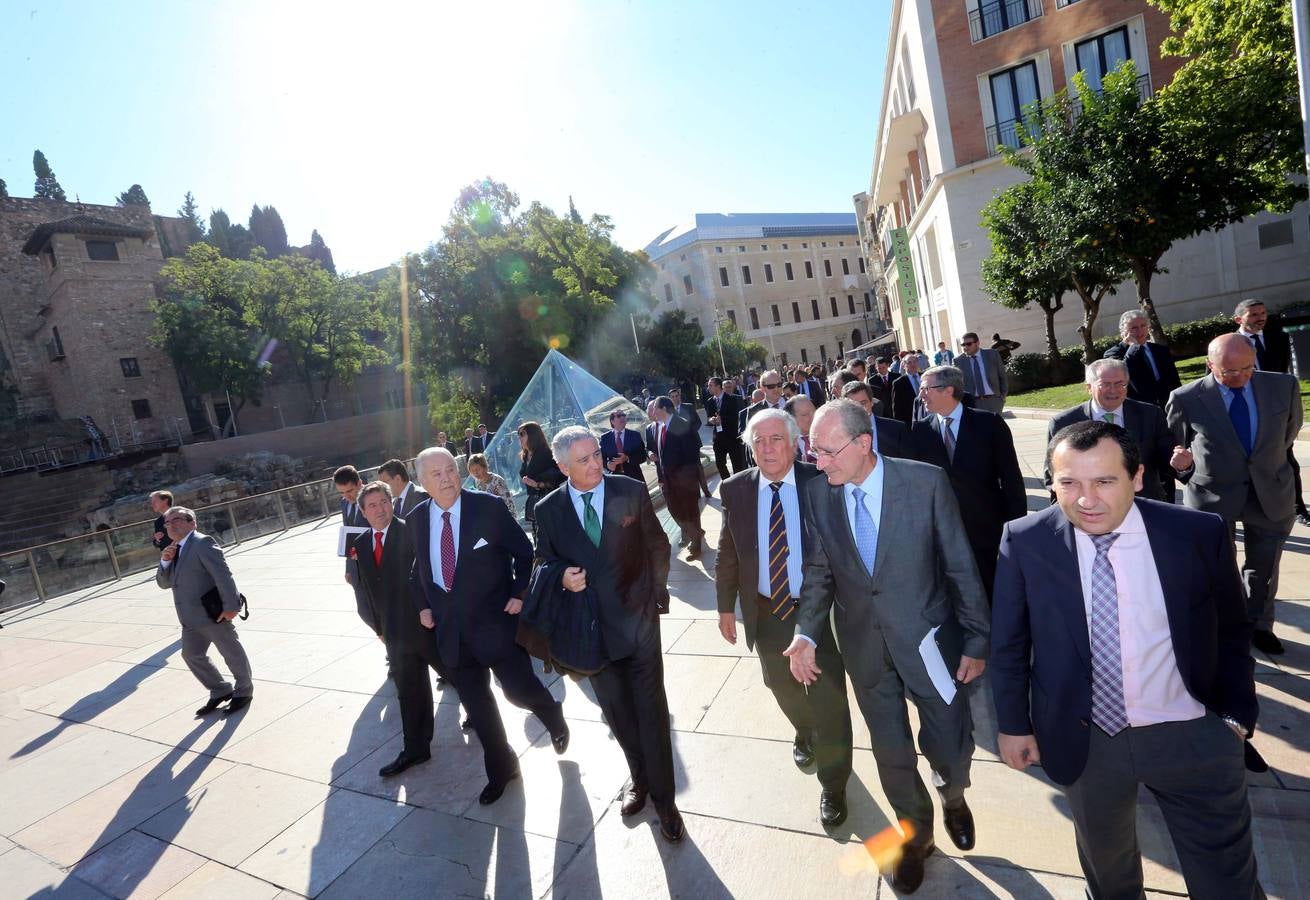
1168;333;1302;656
1046;359;1176;502
784;399;990;895
953;331;1007;414
378;458;428;517
156;506;254;716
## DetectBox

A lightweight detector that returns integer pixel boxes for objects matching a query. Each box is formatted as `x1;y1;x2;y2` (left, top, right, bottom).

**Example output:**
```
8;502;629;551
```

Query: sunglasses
762;382;781;389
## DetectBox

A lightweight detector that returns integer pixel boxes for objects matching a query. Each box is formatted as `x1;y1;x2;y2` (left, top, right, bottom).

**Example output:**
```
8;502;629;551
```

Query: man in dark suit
670;387;712;498
868;357;895;412
952;332;1008;415
437;431;461;458
993;421;1262;900
335;465;373;632
1168;333;1302;655
1234;297;1308;526
353;481;441;777
784;400;990;893
599;408;648;481
156;506;254;717
744;369;787;424
704;376;746;479
1045;359;1175;501
409;448;569;804
649;395;706;559
912;365;1027;603
533;427;683;843
149;490;174;551
464;424;491;458
1103;310;1181;410
889;353;924;426
839;380;912;460
378;458;428;517
717;409;853;825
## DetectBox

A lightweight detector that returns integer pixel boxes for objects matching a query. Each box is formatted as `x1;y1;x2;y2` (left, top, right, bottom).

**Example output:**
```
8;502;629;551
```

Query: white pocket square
473;538;489;550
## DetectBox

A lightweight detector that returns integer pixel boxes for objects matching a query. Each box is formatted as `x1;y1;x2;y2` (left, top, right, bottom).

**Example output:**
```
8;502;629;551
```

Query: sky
0;1;891;273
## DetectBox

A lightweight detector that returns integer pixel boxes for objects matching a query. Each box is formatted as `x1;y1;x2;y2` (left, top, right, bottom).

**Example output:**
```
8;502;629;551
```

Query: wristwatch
1221;715;1249;739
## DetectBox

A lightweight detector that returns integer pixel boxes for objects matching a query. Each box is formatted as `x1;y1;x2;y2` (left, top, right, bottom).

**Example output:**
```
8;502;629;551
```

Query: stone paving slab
156;860;283;900
71;828;209;899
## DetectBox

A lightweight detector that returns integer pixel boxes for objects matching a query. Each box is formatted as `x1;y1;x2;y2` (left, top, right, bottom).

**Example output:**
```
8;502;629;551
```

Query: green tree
306;229;336;274
32;150;66;201
642;310;711;389
1;177;9;199
249;204;290;258
207;209;233;257
711;321;767;377
178;191;205;243
116;184;150;207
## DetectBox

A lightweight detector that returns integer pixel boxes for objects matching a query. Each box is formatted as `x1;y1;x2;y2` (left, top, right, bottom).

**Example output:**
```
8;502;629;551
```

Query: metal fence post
319;483;329;518
103;531;122;578
228;505;241;544
274;491;289;531
27;550;47;602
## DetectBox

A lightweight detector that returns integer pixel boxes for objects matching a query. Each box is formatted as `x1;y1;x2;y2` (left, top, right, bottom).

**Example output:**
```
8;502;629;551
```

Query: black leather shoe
196;693;234;717
1253;629;1285;655
1245;740;1270;774
890;841;935;894
657;804;685;844
819;790;847;827
379;750;431;778
686;539;703;560
620;784;648;817
223;695;252;716
551;724;570;755
943;800;975;851
1297;510;1310;528
436;676;449;690
792;740;814;769
462;716;473;731
478;768;521;805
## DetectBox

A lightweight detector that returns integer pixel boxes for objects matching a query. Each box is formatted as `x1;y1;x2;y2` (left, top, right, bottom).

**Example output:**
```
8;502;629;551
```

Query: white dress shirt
429;497;462;591
1089;400;1123;424
937;401;963;442
1072;503;1205;727
159;532;192;569
756;467;803;598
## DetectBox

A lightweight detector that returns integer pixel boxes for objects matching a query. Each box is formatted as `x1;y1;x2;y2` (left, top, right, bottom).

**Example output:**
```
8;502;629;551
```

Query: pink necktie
440;511;456;589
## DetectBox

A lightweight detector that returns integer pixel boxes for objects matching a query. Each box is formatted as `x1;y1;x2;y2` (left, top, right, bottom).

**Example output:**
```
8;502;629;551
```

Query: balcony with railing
969;0;1042;43
985;72;1154;156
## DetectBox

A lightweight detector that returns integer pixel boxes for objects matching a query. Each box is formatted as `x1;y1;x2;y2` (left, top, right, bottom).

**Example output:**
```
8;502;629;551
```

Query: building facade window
764;263;774;283
841;258;851;276
719;266;730;287
120;357;141;378
1074;26;1131;94
823;259;833;277
820;344;827;361
970;0;1041;43
858;257;866;273
988;60;1042;151
801;348;809;363
131;399;153;419
749;307;760;330
791;301;802;323
830;296;839;317
742;265;752;285
811;297;821;320
715;246;723;253
726;309;738;327
805;260;814;278
682;274;694;295
664;283;674;303
85;240;120;261
738;245;746;252
864;292;873;312
785;261;794;280
770;305;781;326
1258;219;1294;249
847;295;856;314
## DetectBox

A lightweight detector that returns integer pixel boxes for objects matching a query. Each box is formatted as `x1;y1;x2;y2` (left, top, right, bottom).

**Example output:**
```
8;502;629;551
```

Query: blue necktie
1228;388;1253;456
851;486;878;577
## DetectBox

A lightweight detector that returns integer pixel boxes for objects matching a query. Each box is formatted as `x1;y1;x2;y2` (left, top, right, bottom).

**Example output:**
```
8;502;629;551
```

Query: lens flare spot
836;820;916;877
549;334;569;350
537;304;550;317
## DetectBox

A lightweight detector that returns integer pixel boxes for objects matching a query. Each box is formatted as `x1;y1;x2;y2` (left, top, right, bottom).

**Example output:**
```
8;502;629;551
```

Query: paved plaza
0;417;1306;898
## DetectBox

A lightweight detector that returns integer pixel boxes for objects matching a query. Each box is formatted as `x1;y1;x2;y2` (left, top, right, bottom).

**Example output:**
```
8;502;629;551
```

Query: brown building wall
933;0;1184;167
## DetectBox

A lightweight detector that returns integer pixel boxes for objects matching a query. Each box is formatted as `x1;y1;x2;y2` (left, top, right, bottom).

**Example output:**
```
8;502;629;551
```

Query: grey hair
358;480;393;506
164;505;195;522
812;398;873;441
551;425;597;461
1234;297;1266;316
1118;309;1148;332
744;408;800;448
1085;358;1129;383
414;446;455;480
922;364;965;398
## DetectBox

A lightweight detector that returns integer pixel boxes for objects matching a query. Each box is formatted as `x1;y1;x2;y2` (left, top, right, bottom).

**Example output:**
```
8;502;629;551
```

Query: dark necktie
971;356;984;394
767;482;794;621
440;511;456;589
582;491;601;547
1089;533;1128;736
374;531;384;568
1250;334;1266;371
1228;388;1253;456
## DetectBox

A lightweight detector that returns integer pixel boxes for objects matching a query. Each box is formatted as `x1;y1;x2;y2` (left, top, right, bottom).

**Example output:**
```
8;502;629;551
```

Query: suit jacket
533;475;671;660
341;497;367;577
408;490;533;669
600;427;649;481
953;348;1008;399
392;482;429;517
868;372;895;411
1238;327;1292;375
991;500;1256;785
1167;371;1302;522
1046;400;1174;502
156;532;241;628
705;392;744;440
911;407;1027;560
716;462;821;649
676;402;703;431
651;414;701;475
874;416;912;461
463;434;490;457
1103;341;1181;408
801;377;827;404
745;398;785;425
442;441;462;458
796;457;990;698
353;517;420;648
889;373;924;426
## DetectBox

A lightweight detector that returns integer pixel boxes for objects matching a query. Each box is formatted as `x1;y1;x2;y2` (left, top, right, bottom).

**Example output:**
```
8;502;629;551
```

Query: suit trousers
1063;716;1263;900
1227;489;1294;630
664;465;704;545
590;616;676;806
711;432;746;481
390;646;440;756
754;599;853;792
180;619;253;699
448;641;565;783
848;644;974;846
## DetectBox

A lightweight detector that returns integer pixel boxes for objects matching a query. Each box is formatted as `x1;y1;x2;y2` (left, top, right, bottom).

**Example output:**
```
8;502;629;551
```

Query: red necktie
660;423;668;453
440;511;456;589
373;531;384;568
802;436;816;463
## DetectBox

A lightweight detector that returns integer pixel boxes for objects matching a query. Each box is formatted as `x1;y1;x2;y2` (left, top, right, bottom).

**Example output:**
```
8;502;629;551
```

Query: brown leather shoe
656;803;685;844
619;784;648;817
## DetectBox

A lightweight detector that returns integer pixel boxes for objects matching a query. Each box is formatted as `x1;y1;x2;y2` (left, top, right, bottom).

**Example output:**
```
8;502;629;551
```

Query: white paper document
918;625;958;705
338;525;369;556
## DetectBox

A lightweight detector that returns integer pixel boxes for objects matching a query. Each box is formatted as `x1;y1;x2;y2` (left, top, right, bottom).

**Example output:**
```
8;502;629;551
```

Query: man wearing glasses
1167;334;1302;656
600;408;648;481
953;332;1008;415
783;399;989;894
745;369;787;423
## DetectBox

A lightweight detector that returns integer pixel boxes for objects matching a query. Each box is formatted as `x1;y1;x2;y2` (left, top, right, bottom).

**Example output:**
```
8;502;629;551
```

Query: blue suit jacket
599;427;648;481
407;490;534;669
991;499;1256;785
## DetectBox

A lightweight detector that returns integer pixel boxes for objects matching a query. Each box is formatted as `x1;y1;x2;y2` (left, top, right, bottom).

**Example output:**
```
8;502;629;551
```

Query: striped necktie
1089;533;1129;735
766;482;794;621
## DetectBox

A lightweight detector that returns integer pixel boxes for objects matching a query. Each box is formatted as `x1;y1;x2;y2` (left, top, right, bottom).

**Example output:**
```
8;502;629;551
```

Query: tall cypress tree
207;209;233;258
307;229;336;274
117;184;151;207
178;191;205;242
33;150;66;201
249;204;289;257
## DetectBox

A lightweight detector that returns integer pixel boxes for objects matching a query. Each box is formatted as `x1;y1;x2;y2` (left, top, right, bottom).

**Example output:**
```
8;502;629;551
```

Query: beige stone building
862;0;1310;355
644;213;888;369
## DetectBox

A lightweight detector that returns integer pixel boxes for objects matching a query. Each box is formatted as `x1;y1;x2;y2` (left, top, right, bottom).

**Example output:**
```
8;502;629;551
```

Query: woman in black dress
518;421;564;528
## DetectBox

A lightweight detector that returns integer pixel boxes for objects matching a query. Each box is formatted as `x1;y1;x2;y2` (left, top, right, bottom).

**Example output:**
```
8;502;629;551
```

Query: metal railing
969;0;1042;43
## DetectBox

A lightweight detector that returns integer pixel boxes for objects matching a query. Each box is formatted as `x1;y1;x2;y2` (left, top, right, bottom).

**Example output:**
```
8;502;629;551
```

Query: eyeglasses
919;383;950;393
163;516;192;525
762;382;781;389
812;436;860;460
1217;366;1255;377
961;340;977;347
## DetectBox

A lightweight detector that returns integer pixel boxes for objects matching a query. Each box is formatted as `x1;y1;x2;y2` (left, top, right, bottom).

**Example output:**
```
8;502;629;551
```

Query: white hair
551;425;597;461
414;446;455;480
1085;358;1128;383
1118;309;1148;332
743;408;800;448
